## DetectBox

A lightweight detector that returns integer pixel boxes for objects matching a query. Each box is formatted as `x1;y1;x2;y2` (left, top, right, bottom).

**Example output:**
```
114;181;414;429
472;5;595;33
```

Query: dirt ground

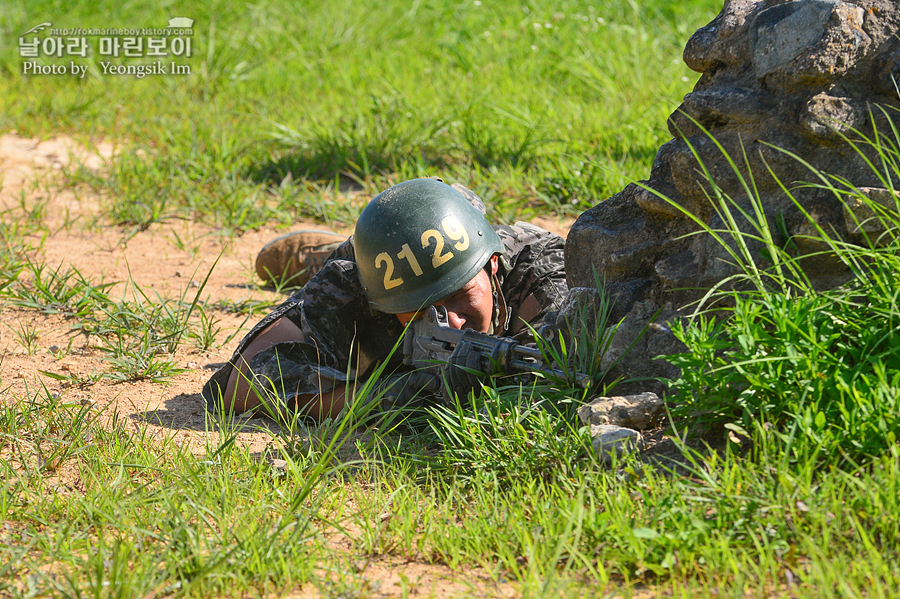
1;132;598;599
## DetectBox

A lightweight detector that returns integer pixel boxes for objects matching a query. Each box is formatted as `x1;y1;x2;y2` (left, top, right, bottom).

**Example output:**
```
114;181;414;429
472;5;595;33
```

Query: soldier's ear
489;254;499;276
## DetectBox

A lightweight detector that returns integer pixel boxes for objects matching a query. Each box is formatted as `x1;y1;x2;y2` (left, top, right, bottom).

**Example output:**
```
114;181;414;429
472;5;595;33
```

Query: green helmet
354;179;503;314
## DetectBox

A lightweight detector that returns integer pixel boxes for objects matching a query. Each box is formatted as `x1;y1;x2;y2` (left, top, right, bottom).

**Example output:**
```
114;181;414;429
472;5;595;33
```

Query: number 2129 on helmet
354;178;503;314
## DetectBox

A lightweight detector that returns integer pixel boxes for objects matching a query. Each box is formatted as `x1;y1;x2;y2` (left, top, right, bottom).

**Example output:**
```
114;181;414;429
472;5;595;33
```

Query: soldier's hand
442;338;489;402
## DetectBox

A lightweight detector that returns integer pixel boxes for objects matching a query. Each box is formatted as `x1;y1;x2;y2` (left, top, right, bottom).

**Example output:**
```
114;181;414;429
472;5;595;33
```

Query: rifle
401;305;592;388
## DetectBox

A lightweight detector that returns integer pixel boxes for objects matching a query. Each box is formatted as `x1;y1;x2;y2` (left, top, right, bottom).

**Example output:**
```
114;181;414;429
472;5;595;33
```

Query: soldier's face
396;255;499;332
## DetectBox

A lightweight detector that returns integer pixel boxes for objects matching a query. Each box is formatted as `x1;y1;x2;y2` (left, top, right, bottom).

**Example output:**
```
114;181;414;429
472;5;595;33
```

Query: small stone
48;345;60;353
175;271;183;277
578;392;664;430
591;425;644;464
271;459;287;470
801;93;865;141
190;281;200;288
751;0;869;85
751;0;838;79
843;187;900;237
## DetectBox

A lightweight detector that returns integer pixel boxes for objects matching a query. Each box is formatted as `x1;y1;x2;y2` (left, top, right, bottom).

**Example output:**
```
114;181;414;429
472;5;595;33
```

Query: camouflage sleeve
493;222;568;343
201;238;405;412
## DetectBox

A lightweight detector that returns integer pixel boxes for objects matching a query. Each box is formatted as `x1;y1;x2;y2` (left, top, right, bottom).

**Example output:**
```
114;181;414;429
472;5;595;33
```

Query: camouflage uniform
202;190;567;411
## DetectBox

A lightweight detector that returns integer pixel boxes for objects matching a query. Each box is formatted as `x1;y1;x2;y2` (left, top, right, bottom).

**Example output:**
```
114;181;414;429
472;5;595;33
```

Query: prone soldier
202;177;571;418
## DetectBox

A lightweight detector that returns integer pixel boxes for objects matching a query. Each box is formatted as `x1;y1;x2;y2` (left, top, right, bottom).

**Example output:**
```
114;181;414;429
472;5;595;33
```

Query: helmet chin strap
489;268;509;336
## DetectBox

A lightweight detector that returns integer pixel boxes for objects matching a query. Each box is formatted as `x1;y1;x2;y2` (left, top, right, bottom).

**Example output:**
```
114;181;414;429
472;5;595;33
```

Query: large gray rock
564;0;900;389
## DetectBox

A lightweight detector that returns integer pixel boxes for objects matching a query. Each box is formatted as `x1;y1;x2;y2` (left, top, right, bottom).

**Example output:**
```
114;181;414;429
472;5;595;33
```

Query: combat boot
255;230;347;287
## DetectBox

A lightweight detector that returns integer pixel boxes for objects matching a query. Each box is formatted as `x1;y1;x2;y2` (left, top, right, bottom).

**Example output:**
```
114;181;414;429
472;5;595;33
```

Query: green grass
3;379;900;597
0;0;716;229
